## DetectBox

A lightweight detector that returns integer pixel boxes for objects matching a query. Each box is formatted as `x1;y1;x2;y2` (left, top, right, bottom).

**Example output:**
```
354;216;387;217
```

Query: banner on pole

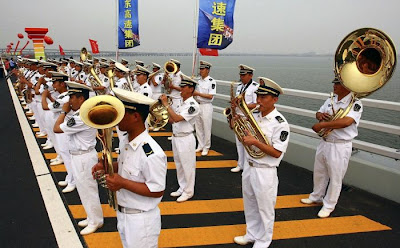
59;45;65;55
89;39;100;54
118;0;140;49
197;0;236;50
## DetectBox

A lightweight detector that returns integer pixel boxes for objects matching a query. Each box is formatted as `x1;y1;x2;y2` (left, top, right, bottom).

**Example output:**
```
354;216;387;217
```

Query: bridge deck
1;75;400;248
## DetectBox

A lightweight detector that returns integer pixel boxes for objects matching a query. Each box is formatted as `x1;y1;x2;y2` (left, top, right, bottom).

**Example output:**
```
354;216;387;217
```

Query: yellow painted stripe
69;194;318;219
50;160;236;173
44;150;222;160
36;134;47;138
33;128;40;132
26;112;33;116
83;215;390;248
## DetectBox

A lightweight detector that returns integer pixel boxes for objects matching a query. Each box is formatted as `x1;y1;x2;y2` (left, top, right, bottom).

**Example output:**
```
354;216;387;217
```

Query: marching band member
42;72;76;193
160;74;199;202
71;61;86;83
39;62;59;150
301;77;363;218
149;63;163;101
53;82;103;235
231;64;259;173
68;60;77;79
98;62;111;95
32;61;47;138
92;89;167;248
234;79;290;248
194;60;216;156
134;65;153;98
113;62;131;91
121;58;129;67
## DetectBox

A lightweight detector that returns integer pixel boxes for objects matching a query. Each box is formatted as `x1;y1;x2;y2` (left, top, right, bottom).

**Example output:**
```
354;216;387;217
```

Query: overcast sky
1;0;399;54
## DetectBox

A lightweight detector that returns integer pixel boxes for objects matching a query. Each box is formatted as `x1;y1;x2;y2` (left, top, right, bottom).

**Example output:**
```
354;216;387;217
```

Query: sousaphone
319;28;397;137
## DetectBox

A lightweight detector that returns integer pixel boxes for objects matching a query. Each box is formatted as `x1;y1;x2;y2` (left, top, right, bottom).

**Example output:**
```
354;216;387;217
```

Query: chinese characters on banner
197;0;236;50
118;0;140;49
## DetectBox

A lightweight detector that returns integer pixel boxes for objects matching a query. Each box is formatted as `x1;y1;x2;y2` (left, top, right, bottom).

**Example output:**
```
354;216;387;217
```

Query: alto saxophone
224;82;269;158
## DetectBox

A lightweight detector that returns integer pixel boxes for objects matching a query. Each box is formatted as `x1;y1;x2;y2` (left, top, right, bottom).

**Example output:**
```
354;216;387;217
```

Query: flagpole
191;0;199;77
115;0;119;61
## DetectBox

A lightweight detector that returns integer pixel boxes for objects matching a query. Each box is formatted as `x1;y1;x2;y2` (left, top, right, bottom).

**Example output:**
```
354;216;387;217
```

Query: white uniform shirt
168;71;183;99
114;77;131;91
236;80;259;104
150;72;164;94
318;93;362;140
117;131;167;211
60;110;97;152
195;75;217;104
248;108;290;167
172;96;199;135
70;69;78;80
98;73;111;94
48;92;70;117
235;80;259;116
136;82;153;98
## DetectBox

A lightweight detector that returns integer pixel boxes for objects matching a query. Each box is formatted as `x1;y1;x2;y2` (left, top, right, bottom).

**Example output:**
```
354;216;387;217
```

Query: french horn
80;95;125;210
319;28;397;138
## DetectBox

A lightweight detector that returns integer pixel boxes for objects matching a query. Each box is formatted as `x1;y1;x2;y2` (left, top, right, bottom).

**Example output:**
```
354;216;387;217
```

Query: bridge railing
213;80;400;160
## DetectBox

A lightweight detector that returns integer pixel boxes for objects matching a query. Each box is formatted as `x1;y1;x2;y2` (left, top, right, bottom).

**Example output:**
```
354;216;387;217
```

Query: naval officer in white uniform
231;64;259;173
53;82;103;235
234;78;290;248
194;60;216;156
301;77;363;218
92;88;167;248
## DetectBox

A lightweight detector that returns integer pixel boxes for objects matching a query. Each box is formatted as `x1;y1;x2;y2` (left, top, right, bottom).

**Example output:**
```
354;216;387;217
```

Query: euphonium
163;61;177;94
89;66;107;95
318;28;397;138
224;82;269;158
80;95;125;210
80;47;92;62
147;97;171;130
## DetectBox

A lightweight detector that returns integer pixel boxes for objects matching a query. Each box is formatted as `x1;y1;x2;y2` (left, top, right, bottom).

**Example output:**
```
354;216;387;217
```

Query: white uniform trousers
309;140;352;212
55;133;75;186
242;162;278;248
117;207;161;248
235;135;245;170
43;111;58;150
172;134;196;198
70;150;103;226
195;103;213;151
34;100;47;135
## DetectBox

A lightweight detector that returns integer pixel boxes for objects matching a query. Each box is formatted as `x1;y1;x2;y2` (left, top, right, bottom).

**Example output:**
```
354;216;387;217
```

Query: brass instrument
89;66;107;95
224;82;269;158
80;95;125;210
223;82;236;129
163;61;178;94
146;97;171;130
80;47;92;62
107;68;115;89
319;28;397;138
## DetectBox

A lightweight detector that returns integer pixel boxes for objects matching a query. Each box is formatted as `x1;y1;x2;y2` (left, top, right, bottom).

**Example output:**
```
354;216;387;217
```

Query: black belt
118;205;144;214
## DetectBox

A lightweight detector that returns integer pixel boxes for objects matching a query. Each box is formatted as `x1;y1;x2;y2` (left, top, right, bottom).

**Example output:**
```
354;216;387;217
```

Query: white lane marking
4;67;83;248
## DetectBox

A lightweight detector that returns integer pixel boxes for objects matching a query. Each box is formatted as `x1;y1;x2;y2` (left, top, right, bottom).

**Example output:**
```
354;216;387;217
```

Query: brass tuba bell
80;95;125;210
319;28;397;138
163;61;178;94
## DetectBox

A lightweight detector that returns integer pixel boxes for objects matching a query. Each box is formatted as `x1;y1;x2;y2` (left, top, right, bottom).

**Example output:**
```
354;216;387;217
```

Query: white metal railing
213;80;400;160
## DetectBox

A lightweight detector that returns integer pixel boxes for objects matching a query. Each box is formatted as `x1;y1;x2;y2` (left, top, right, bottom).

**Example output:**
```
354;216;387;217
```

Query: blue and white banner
118;0;140;49
197;0;236;50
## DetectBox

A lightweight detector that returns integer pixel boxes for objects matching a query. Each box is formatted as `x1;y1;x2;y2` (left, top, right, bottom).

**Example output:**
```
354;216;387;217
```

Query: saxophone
224;82;269;158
